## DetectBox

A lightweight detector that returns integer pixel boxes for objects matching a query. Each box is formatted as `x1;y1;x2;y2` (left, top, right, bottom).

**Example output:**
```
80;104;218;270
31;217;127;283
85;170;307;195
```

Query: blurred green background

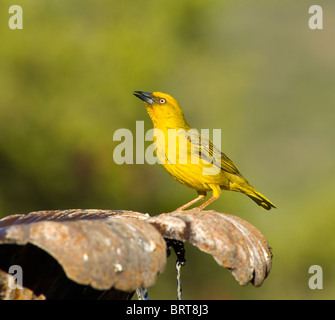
1;0;335;299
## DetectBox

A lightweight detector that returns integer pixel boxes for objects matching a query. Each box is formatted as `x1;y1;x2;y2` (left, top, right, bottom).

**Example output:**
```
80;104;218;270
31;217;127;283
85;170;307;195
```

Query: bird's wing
187;130;242;176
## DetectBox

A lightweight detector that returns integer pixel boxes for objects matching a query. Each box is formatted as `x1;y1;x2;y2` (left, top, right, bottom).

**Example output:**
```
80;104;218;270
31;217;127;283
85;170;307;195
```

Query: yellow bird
134;91;276;211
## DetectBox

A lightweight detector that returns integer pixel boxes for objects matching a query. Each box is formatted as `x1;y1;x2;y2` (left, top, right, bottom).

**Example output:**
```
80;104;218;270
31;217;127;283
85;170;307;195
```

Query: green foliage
1;0;335;299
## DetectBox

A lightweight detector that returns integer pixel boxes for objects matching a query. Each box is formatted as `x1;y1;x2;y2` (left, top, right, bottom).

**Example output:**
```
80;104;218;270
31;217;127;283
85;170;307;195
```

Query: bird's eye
159;98;166;104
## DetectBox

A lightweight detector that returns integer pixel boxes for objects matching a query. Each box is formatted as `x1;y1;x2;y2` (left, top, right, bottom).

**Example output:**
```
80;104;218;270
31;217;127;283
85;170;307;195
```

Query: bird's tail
242;186;277;211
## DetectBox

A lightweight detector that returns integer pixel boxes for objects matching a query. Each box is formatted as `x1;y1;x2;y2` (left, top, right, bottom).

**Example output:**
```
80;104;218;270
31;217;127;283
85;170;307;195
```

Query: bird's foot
172;207;202;213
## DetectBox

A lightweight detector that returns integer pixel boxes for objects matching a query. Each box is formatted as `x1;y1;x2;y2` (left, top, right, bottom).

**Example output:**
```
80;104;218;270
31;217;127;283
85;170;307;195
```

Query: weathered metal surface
0;209;148;227
0;243;136;300
0;208;273;299
0;210;166;294
147;210;272;286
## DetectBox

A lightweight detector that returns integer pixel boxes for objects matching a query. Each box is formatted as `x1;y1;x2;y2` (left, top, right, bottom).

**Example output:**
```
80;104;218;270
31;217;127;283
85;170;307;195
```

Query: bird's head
133;91;188;129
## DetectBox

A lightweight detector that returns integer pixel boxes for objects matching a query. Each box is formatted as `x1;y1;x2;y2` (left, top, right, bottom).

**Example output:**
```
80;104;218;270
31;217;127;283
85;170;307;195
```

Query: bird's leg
193;196;218;211
173;191;206;212
192;184;221;211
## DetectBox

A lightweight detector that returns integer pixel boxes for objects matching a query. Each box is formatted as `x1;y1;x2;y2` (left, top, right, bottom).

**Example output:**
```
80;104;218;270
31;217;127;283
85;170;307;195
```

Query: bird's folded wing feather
187;130;242;176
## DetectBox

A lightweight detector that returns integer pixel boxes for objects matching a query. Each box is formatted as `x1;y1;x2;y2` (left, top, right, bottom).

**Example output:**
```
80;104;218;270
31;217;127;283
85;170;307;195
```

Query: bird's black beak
133;91;154;105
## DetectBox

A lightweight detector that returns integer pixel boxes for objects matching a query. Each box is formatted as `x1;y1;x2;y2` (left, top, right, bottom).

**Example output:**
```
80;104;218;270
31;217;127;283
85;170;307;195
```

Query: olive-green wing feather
187;130;242;176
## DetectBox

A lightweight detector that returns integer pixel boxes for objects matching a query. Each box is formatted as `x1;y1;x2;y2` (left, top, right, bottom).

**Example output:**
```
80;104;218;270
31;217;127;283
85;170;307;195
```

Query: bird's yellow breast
153;127;229;192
